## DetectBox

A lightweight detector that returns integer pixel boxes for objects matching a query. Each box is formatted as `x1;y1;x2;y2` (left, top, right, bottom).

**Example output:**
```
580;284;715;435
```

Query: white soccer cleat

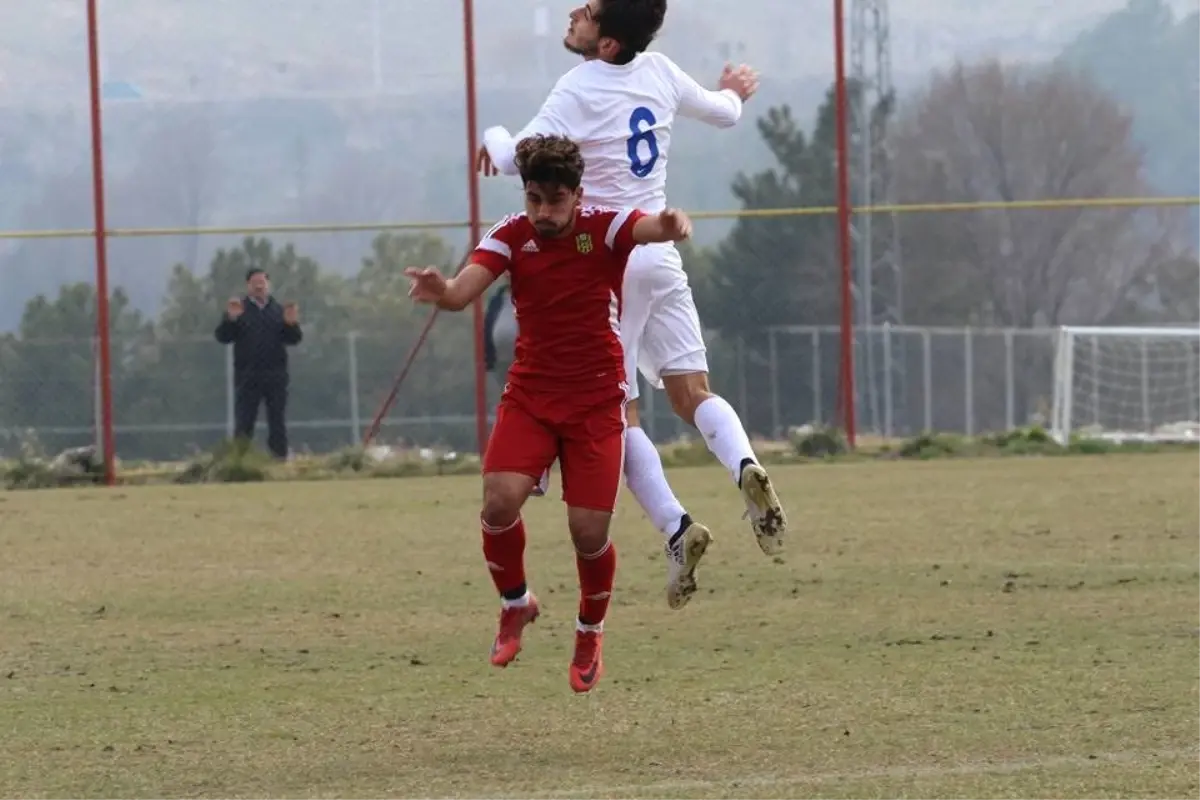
739;462;786;556
665;521;713;610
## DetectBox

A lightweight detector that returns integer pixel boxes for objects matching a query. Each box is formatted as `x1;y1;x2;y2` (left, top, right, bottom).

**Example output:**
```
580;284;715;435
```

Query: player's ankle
736;457;757;487
501;586;530;607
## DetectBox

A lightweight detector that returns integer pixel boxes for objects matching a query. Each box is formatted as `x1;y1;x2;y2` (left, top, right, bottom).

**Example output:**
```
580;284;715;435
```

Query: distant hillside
1;0;1195;331
1059;0;1200;208
2;0;1176;103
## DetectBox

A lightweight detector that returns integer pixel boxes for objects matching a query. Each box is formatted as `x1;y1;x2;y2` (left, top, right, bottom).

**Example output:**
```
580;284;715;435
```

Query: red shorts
483;382;627;513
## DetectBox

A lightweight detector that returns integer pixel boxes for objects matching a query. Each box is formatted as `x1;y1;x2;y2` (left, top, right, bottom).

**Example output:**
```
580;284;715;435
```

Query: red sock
576;539;617;626
481;516;527;598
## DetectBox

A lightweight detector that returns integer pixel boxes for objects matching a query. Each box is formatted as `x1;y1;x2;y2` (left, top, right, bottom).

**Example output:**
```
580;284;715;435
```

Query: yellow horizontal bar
688;195;1200;219
0;196;1195;241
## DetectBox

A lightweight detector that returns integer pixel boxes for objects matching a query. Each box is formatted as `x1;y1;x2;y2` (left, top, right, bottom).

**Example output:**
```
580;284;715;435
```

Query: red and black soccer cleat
568;629;604;693
489;594;540;668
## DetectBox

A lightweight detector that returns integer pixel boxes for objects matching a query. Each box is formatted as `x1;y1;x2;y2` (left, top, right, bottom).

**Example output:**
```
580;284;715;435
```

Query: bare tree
889;59;1188;328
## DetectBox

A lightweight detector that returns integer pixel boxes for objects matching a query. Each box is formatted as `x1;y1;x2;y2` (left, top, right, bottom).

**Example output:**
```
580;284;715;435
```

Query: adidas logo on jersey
521;240;539;253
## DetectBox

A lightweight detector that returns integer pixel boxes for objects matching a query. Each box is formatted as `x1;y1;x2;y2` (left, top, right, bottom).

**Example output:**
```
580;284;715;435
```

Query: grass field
1;454;1197;798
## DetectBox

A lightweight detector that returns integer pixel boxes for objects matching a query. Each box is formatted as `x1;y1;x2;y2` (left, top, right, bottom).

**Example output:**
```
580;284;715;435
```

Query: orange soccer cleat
568;629;604;693
489;594;540;668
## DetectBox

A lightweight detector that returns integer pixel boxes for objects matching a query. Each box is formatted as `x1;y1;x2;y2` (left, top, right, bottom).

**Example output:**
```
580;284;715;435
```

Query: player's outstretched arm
669;57;758;128
631;209;694;244
482;82;576;176
405;263;497;312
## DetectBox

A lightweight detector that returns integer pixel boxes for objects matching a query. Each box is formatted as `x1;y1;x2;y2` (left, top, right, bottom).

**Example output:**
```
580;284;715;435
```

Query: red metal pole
462;0;489;457
86;0;117;484
832;0;856;448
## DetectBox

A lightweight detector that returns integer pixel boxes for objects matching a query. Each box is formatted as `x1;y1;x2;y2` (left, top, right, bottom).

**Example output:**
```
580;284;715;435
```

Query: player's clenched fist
405;266;448;304
658;208;693;241
719;62;759;102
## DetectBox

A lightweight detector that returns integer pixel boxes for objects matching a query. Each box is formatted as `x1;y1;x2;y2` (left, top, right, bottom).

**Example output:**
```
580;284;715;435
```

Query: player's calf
481;471;542;667
663;373;788;554
567;506;617;693
623;419;714;609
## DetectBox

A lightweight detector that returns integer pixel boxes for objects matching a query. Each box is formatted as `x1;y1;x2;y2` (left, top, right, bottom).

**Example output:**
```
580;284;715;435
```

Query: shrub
175;438;271;484
897;432;971;459
789;424;849;458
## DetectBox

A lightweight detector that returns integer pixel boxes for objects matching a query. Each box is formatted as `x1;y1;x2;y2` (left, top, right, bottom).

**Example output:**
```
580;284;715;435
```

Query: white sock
576;618;604;633
693;396;757;483
501;590;530;609
623;426;686;537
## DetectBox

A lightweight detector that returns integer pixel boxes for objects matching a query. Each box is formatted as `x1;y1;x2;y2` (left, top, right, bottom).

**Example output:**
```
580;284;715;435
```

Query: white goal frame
1050;325;1200;445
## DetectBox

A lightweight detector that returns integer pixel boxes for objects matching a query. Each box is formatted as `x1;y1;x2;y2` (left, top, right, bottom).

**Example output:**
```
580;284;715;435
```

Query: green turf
1;454;1197;798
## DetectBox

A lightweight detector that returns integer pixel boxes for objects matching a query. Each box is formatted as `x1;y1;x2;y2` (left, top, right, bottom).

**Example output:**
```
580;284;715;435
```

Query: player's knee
663;372;712;426
567;509;611;555
481;474;527;528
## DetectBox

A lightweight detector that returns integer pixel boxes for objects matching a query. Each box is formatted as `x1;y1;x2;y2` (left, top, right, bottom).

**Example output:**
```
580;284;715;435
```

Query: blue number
626;106;659;178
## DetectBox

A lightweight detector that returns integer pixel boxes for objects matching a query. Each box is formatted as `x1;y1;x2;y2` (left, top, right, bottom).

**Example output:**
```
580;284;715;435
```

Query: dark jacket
483;285;508;371
483;284;516;375
214;295;303;378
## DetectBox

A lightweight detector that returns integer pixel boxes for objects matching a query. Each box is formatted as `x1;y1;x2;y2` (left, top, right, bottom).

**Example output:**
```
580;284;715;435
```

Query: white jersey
482;51;743;213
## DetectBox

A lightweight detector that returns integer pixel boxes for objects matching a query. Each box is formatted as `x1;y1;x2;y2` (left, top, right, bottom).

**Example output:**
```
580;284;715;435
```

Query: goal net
1051;326;1200;445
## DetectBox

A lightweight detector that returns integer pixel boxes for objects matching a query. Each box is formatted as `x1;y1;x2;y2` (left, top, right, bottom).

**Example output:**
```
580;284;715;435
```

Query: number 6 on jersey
626;106;659;178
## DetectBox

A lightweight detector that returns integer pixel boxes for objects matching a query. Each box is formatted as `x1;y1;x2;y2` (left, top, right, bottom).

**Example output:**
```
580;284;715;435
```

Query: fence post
768;328;780;436
811;328;822;424
964;327;974;436
1004;328;1015;431
922;329;932;432
883;323;893;439
1189;345;1198;422
348;332;361;445
225;345;234;438
1140;338;1150;433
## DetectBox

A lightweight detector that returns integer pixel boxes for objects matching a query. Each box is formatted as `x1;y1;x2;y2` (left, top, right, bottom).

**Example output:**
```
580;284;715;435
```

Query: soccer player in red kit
405;134;693;693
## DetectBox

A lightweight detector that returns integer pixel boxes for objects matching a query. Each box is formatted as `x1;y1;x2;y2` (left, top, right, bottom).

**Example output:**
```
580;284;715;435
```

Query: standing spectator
214;268;302;459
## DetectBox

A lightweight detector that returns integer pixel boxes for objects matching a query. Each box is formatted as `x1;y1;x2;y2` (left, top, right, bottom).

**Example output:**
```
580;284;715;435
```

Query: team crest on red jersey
575;233;593;254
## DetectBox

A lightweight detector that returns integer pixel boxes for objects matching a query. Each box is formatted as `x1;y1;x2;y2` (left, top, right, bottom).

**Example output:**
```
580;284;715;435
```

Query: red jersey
471;205;646;395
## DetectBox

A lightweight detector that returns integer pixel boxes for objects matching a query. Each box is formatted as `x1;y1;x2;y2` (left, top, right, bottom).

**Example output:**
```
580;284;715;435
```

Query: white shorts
620;242;708;401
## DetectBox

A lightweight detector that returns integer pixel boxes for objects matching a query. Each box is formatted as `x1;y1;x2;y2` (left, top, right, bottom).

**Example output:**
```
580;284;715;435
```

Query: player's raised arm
405;263;498;312
631;208;693;244
605;207;693;264
409;214;522;310
669;56;758;128
482;80;577;176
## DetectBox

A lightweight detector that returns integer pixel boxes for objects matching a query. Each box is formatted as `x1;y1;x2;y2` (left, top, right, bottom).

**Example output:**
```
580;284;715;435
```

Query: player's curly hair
597;0;667;64
514;134;586;190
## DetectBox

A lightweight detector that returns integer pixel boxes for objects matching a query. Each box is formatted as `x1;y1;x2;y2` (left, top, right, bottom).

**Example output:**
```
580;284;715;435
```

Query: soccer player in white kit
479;0;787;610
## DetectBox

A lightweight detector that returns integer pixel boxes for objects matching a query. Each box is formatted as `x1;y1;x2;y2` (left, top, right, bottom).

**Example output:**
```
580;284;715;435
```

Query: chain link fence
1;1;1195;468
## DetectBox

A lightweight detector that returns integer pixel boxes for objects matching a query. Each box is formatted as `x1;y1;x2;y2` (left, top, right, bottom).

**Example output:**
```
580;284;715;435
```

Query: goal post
1050;325;1200;445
